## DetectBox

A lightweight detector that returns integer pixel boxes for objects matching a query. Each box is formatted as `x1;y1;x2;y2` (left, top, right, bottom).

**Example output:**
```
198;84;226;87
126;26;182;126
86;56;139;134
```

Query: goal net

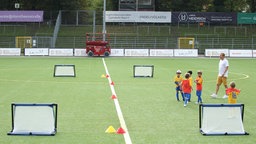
199;104;249;135
178;37;195;49
54;64;76;77
8;103;58;136
133;65;154;78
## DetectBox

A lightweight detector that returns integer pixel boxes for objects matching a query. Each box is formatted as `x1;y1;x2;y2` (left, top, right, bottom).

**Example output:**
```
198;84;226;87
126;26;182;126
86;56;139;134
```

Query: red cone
116;127;126;134
110;81;114;85
106;74;109;78
111;95;117;99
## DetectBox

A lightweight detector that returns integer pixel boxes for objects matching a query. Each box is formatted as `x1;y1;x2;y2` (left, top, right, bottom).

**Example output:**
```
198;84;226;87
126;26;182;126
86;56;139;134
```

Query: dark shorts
176;86;182;91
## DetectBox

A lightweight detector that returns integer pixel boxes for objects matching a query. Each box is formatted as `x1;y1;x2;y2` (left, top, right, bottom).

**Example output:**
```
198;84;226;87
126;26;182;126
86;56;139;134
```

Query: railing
1;35;256;55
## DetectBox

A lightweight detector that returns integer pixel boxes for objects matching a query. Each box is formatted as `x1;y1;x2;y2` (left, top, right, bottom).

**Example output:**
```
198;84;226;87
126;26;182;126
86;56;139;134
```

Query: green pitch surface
0;57;255;144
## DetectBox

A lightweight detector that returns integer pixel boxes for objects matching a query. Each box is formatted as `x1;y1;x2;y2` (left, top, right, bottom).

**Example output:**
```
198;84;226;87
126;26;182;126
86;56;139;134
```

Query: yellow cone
105;125;116;133
101;74;106;78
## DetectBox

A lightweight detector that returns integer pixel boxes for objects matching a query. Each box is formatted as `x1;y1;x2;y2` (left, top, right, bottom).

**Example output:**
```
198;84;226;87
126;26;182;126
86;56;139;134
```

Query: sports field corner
0;57;255;144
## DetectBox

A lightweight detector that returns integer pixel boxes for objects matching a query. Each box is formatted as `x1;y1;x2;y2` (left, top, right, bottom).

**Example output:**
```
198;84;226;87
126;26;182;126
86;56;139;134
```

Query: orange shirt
195;76;203;90
226;88;240;104
182;79;192;93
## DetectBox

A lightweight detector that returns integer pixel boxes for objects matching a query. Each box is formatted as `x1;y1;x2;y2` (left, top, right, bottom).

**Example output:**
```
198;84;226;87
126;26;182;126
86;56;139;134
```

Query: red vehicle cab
85;33;111;57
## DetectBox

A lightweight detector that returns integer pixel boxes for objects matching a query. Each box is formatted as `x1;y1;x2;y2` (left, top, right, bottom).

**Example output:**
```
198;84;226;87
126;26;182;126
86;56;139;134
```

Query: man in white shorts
211;53;229;99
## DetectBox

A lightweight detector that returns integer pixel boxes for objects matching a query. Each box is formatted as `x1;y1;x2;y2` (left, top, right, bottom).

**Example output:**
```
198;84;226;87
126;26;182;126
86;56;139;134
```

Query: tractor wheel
88;51;94;57
104;51;110;57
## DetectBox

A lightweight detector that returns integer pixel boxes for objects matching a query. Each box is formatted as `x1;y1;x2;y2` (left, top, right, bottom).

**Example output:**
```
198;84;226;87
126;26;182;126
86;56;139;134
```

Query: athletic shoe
223;95;228;99
184;104;187;107
211;93;217;98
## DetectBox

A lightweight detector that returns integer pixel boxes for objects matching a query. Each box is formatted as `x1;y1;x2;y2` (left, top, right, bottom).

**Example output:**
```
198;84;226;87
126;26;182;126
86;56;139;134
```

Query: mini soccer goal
54;64;76;77
178;37;195;49
133;65;154;78
8;103;58;136
199;104;249;135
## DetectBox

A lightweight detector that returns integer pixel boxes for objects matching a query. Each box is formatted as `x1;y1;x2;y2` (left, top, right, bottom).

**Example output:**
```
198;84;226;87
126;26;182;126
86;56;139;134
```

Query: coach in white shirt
211;53;229;98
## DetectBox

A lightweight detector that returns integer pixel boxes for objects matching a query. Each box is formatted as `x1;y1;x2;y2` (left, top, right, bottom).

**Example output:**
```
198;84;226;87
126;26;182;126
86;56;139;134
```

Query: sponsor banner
0;11;43;22
125;49;149;56
229;50;252;57
49;49;74;56
238;13;256;24
172;12;236;24
111;49;124;56
106;11;171;23
205;49;229;57
25;48;49;56
0;48;21;56
150;49;174;57
174;49;198;57
253;50;256;58
74;49;87;56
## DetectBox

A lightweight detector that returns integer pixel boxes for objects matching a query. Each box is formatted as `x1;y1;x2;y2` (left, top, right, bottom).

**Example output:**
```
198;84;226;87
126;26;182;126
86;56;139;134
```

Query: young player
181;73;192;107
194;70;203;104
226;81;240;104
174;70;184;101
187;70;193;102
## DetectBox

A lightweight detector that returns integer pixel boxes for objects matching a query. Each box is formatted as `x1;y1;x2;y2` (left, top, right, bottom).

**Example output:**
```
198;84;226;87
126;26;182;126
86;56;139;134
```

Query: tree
0;0;251;12
156;0;212;12
247;0;256;12
155;0;172;11
0;0;90;10
224;0;247;12
210;0;248;12
212;0;226;12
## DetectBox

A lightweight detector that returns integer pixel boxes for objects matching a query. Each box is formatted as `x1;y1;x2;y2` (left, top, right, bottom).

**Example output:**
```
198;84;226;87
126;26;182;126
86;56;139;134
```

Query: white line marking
102;58;132;144
204;72;250;83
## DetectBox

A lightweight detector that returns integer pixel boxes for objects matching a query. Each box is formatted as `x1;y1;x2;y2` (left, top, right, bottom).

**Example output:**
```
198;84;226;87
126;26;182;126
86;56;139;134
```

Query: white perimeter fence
0;48;256;58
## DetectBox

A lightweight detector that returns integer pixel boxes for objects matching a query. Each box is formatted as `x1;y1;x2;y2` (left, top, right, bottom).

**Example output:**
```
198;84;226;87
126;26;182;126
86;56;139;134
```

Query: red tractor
85;33;111;57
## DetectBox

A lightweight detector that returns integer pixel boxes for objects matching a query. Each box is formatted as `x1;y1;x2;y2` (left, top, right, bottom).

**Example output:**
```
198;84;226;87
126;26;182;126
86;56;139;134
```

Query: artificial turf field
0;57;255;144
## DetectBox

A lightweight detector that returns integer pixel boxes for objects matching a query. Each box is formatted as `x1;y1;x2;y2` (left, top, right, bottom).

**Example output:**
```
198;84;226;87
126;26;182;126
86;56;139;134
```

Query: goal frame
8;103;58;136
53;64;76;77
178;37;195;49
133;65;154;78
199;103;249;136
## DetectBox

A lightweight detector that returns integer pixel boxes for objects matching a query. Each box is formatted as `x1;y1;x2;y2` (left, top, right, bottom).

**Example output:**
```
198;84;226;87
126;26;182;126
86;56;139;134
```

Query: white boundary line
102;58;132;144
204;72;250;83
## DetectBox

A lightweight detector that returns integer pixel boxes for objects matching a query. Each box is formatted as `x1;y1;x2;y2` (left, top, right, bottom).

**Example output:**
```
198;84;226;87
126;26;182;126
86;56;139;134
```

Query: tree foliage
247;0;256;12
210;0;247;12
168;0;212;12
0;0;253;12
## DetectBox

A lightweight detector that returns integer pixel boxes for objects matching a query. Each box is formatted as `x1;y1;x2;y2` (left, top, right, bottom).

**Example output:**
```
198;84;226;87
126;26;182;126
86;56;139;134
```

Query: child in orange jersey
187;70;193;102
181;73;192;107
194;70;203;104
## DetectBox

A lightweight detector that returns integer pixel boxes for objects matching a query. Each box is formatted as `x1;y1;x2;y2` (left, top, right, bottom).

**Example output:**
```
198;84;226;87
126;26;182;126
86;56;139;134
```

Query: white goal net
8;103;58;136
54;64;76;77
133;65;154;77
199;104;248;135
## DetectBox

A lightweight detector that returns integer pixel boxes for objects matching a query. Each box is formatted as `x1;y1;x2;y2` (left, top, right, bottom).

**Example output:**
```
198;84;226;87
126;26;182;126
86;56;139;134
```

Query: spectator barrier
0;48;256;58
